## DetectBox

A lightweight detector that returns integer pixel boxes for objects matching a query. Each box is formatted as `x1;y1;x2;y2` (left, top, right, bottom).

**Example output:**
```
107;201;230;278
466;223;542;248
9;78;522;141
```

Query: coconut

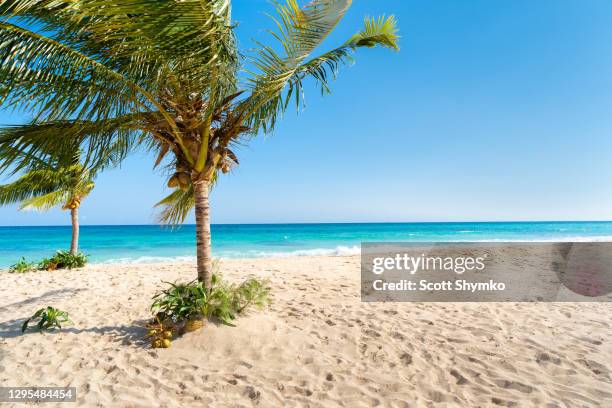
161;339;171;348
177;172;190;186
167;175;179;188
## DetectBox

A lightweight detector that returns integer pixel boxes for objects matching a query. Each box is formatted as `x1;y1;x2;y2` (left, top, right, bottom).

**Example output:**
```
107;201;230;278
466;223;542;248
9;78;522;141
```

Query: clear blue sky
1;0;612;226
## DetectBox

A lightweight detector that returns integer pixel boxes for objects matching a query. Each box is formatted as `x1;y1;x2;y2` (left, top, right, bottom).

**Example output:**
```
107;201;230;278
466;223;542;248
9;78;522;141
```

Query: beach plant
9;257;36;273
205;275;271;324
151;275;271;327
38;250;88;271
21;306;73;333
151;280;208;323
0;139;127;255
204;275;238;325
231;277;272;314
0;0;399;291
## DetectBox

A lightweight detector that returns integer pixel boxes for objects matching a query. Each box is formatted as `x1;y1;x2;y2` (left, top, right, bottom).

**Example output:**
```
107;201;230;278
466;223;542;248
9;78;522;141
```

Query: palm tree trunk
70;207;79;254
194;180;212;290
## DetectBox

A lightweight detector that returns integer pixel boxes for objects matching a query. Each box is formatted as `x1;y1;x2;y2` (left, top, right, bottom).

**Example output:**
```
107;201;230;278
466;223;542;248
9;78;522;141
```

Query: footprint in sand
363;329;381;337
390;331;406;340
491;397;518;407
580;359;609;377
244;385;261;401
399;352;412;366
450;369;469;385
535;352;561;365
494;379;533;394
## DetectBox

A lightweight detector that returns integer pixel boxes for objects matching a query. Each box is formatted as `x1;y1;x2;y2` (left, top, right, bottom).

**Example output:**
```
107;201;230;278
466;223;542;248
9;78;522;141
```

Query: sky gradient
1;0;612;226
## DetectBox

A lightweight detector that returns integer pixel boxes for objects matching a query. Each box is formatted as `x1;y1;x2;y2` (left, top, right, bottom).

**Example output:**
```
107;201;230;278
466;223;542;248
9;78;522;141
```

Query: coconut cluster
62;197;81;210
167;163;191;191
146;320;174;348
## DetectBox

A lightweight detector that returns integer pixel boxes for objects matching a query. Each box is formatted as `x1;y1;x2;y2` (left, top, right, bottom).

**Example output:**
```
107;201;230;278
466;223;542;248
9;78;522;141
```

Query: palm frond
0;0;238;119
155;186;195;226
240;1;399;132
155;169;222;225
19;189;68;211
0;168;67;205
0;21;145;121
0;121;112;212
0;115;144;175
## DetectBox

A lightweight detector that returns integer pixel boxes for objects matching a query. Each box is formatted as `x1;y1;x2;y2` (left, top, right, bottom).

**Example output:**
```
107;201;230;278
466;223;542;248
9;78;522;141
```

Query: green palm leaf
0;116;142;175
240;2;399;132
0;167;68;205
0;128;125;212
0;0;237;122
19;189;69;211
155;186;195;226
0;21;144;121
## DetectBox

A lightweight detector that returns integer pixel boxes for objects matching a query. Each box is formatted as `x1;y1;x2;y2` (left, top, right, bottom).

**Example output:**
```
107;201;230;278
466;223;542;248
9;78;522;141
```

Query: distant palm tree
0;139;125;254
0;0;399;289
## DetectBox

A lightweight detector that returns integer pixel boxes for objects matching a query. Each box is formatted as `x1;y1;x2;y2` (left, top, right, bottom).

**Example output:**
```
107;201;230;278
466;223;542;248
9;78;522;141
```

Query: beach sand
1;254;611;407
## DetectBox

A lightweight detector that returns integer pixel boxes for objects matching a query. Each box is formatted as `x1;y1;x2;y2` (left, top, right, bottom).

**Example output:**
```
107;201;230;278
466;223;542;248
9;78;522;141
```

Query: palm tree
0;0;399;290
0;138;125;254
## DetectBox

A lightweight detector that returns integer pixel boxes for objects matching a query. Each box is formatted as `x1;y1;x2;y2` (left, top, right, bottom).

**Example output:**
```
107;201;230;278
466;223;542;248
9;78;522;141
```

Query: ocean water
1;221;612;267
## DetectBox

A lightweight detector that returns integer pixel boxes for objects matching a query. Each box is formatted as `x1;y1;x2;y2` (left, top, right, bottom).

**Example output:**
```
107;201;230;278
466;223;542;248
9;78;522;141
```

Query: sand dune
1;255;611;407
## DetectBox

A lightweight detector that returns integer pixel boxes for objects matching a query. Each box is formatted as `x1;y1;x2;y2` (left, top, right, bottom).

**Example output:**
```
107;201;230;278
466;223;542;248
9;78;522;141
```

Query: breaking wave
98;245;361;264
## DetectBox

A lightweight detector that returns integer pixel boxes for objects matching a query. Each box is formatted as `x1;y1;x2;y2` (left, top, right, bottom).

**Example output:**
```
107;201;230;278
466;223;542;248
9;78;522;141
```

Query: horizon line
1;220;612;228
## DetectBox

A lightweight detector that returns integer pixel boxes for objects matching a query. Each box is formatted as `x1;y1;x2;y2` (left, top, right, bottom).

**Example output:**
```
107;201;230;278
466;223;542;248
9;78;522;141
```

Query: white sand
1;255;611;407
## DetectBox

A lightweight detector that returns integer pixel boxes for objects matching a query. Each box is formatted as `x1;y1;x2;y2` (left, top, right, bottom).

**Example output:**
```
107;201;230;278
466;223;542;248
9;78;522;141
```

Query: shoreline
8;235;612;270
0;253;362;271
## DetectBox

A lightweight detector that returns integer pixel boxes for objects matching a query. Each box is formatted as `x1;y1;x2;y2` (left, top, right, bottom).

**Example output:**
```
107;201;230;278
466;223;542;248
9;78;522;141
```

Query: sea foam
97;245;361;264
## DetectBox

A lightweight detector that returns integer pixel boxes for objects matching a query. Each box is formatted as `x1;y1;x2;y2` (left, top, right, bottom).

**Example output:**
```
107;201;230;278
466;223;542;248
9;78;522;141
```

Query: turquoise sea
1;221;612;267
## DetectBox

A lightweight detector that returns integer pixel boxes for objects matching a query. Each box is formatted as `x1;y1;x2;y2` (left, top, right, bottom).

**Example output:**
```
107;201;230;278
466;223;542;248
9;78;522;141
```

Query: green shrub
231;277;271;313
205;275;238;324
38;251;87;270
150;275;271;326
9;257;36;273
150;280;208;322
21;306;73;333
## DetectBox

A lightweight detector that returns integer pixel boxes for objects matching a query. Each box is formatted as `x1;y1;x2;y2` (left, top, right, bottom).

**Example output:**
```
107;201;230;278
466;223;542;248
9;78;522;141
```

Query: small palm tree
0;139;124;254
0;0;399;289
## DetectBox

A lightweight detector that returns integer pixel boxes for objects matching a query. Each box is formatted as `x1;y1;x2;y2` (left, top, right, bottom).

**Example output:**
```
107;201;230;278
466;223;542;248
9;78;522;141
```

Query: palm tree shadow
0;317;30;339
62;319;151;347
1;317;151;347
0;288;85;313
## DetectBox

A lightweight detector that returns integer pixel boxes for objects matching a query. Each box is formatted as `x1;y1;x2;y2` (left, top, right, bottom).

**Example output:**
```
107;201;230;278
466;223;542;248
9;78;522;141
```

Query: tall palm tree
0;138;126;254
0;0;399;289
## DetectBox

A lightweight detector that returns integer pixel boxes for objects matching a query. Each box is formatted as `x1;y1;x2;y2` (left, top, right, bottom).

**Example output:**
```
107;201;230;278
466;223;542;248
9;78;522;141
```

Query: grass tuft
9;257;37;273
